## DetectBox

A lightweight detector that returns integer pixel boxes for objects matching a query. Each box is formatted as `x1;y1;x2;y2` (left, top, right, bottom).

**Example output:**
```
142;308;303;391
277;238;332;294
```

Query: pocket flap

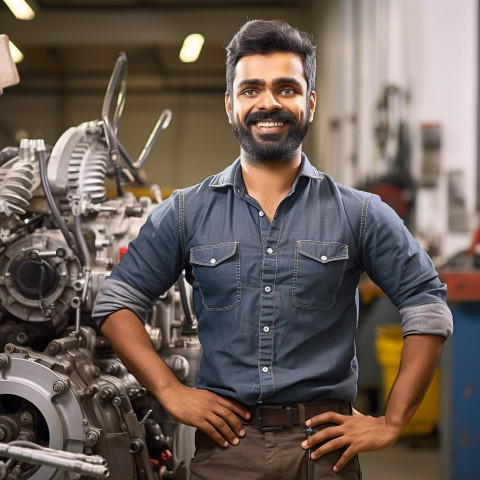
297;241;348;264
190;242;239;267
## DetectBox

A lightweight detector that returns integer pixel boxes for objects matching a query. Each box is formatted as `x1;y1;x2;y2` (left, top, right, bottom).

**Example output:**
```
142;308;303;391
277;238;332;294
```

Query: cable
35;141;77;254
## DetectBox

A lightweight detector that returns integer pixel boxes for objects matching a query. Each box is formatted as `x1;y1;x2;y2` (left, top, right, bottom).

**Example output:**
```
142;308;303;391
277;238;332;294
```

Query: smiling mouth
256;121;284;127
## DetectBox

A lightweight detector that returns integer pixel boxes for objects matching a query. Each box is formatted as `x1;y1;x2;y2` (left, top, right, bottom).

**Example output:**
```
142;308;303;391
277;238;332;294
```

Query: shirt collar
208;153;323;191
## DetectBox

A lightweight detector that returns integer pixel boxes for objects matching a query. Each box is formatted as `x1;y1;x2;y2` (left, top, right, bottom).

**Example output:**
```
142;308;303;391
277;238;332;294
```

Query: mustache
245;111;297;126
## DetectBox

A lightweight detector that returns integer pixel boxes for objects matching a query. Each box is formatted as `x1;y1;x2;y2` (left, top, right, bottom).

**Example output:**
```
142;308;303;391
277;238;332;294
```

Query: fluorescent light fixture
9;40;23;63
3;0;36;20
179;33;205;63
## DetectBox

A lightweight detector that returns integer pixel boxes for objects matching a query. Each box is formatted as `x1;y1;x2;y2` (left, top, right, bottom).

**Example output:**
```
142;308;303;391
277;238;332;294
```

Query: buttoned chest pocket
190;242;241;311
292;241;349;310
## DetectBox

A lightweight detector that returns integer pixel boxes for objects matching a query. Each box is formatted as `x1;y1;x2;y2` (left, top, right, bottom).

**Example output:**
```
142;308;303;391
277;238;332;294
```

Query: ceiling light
179;33;205;63
3;0;36;20
9;40;23;63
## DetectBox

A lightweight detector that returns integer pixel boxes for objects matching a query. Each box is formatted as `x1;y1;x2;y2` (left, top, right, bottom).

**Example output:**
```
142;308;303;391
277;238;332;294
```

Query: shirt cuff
92;278;153;327
400;302;453;339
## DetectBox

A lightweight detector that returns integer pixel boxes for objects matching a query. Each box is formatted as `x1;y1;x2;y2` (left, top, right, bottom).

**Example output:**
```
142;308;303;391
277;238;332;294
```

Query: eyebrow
236;77;304;89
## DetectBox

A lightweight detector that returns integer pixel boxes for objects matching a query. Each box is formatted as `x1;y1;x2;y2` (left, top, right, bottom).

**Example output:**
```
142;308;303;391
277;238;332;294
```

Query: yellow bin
374;324;440;436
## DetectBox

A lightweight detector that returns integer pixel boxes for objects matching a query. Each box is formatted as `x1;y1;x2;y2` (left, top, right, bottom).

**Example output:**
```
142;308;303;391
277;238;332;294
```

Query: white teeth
257;121;284;127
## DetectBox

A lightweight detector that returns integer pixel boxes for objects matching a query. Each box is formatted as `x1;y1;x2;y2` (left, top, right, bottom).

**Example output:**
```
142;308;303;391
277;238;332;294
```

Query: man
93;19;453;479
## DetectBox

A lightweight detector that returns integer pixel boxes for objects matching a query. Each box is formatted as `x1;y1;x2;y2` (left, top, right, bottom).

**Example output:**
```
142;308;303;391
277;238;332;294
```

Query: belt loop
298;402;306;425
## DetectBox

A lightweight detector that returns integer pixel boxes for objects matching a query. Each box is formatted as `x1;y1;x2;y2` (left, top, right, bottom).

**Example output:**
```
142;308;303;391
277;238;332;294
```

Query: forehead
233;52;307;88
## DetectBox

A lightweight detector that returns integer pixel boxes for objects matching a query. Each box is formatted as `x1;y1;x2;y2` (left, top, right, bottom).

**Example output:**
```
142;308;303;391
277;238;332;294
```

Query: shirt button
262;367;269;373
259;211;265;217
264;286;271;293
266;247;273;254
321;255;328;261
210;258;216;264
263;326;270;333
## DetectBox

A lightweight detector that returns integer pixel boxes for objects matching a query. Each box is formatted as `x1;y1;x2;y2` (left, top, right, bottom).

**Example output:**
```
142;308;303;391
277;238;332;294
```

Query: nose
256;90;282;111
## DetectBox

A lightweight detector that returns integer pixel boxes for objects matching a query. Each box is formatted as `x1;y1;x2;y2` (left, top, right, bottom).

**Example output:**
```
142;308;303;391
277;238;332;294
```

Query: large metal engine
0;53;200;479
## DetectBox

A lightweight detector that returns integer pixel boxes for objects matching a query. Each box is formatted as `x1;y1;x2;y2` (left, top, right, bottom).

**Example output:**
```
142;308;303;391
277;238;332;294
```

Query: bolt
105;363;120;375
53;380;69;394
83;385;98;397
112;397;122;407
29;250;40;260
56;248;66;258
48;341;61;355
128;388;139;398
4;344;15;354
44;309;53;318
129;440;142;454
85;430;99;444
99;388;113;400
19;411;34;426
0;354;9;368
16;332;29;345
17;432;32;442
92;366;100;378
70;297;81;308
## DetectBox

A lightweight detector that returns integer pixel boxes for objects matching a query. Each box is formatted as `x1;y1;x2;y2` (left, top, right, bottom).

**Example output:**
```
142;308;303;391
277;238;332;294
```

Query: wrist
381;415;406;438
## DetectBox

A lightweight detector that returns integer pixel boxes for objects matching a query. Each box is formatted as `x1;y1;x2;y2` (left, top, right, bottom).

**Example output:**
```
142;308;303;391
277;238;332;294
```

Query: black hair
225;19;316;96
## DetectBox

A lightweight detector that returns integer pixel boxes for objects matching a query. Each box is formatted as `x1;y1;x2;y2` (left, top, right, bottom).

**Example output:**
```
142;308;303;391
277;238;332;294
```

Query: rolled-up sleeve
400;302;453;338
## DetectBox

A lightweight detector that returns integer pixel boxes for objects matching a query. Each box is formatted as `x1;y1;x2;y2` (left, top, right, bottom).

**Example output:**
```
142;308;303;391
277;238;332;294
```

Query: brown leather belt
245;400;351;432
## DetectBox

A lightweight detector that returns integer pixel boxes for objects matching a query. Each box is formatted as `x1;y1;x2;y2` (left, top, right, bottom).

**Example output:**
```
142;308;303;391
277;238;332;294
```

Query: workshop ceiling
1;0;315;95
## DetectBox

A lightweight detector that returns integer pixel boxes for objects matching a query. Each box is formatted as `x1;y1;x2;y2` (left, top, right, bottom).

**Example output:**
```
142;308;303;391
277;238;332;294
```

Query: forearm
100;309;181;402
384;333;445;434
100;309;251;446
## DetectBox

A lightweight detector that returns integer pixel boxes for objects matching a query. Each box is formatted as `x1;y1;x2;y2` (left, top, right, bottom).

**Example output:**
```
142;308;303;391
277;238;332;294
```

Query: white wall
412;0;478;259
312;0;478;261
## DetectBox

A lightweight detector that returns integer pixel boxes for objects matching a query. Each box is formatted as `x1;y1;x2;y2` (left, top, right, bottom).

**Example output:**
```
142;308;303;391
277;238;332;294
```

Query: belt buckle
255;405;292;432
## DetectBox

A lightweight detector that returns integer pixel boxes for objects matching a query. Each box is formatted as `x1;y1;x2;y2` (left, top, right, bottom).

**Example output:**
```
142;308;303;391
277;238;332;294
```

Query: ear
225;93;232;124
309;91;316;122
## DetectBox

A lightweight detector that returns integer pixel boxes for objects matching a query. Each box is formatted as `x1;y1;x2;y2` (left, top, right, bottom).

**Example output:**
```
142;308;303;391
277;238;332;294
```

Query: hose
35;141;77;254
103;115;125;197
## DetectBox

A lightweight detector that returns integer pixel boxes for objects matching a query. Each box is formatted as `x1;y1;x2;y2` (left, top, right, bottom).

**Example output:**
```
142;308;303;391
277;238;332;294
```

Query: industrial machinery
0;53;200;479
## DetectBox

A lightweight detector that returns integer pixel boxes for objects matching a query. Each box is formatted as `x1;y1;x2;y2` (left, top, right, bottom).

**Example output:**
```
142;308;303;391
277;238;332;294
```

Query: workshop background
0;0;478;479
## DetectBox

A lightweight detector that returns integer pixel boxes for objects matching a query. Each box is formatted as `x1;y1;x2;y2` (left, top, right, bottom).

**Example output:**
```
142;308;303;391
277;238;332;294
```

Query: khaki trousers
189;425;362;480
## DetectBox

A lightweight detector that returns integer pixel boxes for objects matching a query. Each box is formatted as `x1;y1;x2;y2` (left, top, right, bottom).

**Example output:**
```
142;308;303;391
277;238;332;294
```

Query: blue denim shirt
93;155;453;406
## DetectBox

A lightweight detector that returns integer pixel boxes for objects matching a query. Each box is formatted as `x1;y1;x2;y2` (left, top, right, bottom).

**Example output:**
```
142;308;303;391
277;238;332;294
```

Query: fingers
302;412;398;472
301;424;341;451
193;392;250;447
219;396;252;421
301;425;355;472
200;417;236;448
305;411;346;427
204;405;246;447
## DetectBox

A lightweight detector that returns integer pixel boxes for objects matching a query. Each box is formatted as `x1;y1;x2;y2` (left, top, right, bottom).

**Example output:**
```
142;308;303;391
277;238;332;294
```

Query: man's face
225;52;315;163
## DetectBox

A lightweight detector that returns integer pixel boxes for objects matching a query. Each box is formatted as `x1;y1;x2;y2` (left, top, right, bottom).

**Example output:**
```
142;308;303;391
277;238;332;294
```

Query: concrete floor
359;438;441;480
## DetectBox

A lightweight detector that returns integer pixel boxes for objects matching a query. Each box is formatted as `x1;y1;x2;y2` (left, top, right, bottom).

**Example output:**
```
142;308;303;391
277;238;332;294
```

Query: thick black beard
230;111;310;164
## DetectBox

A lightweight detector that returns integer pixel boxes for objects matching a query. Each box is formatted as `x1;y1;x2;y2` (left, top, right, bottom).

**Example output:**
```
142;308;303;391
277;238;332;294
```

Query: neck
241;153;301;192
240;151;302;220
